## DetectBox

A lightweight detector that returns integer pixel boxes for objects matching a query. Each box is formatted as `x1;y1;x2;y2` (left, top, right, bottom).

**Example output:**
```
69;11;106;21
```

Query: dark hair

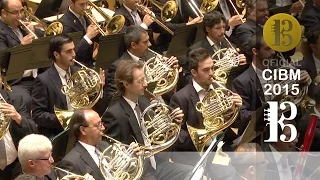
115;60;144;93
203;11;226;34
70;107;91;139
0;0;9;14
14;174;37;180
48;34;73;61
124;25;148;49
246;0;267;14
306;27;320;45
188;48;211;71
313;84;320;105
232;143;263;173
248;32;264;57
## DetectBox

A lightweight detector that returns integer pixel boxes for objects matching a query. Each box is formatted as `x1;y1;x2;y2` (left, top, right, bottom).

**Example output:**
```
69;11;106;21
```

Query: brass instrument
0;93;10;140
236;0;245;8
144;49;179;97
54;107;74;130
62;59;102;109
52;166;86;180
18;19;38;39
22;6;63;37
187;80;239;153
100;134;144;180
136;4;174;35
85;0;125;36
186;0;218;17
145;0;178;22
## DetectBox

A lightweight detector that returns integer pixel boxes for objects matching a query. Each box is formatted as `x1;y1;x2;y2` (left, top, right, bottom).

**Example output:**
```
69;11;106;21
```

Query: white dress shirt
123;4;148;30
79;141;100;166
127;50;141;62
69;7;92;45
1;131;18;170
192;79;214;102
276;0;292;7
269;145;293;180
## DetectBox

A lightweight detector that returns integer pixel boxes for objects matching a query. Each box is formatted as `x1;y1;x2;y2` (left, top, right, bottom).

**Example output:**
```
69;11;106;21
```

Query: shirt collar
269;144;283;163
251;63;263;77
127;50;140;62
54;63;70;78
206;36;221;47
123;3;135;14
79;141;96;155
69;6;81;19
123;95;138;111
192;79;214;93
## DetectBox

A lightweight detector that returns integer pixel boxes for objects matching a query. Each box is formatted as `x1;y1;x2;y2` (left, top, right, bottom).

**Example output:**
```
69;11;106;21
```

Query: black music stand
95;33;125;70
29;36;55;69
165;24;198;58
193;22;205;44
225;64;249;90
68;32;83;47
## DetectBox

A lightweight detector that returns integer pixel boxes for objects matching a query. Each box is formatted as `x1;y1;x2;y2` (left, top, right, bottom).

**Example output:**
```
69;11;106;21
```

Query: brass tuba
100;134;144;180
0;93;10;140
187;81;239;153
143;49;179;97
62;59;102;109
52;166;87;180
85;0;125;36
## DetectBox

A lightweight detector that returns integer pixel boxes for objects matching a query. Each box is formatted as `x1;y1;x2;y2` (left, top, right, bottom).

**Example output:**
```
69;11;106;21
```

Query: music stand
95;33;125;70
29;36;55;69
225;64;249;90
68;32;83;47
165;24;198;58
193;22;205;44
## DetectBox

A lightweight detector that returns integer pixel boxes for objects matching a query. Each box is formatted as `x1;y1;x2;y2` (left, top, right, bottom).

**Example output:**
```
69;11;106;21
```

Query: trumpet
51;166;87;180
136;3;174;35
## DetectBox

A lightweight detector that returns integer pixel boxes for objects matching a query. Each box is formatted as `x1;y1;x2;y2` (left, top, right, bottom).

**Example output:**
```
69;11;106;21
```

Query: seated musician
59;0;100;67
170;47;242;154
232;34;311;135
301;0;320;32
0;0;44;111
0;69;37;179
59;107;141;180
102;60;194;180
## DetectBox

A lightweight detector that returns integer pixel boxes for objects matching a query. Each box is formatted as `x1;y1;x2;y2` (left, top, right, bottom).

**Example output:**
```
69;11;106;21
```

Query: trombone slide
19;20;38;39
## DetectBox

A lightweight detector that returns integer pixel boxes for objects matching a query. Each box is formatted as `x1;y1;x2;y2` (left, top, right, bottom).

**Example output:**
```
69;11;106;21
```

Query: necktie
64;73;73;110
95;148;102;167
212;44;221;59
134;104;157;169
0;139;7;170
79;16;87;30
131;11;142;25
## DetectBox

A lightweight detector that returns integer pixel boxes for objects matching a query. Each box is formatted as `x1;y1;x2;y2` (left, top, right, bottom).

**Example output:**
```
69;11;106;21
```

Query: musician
231;143;267;180
0;70;37;179
17;134;56;180
59;107;141;180
0;0;44;111
267;0;304;15
59;0;100;67
102;60;194;180
170;47;242;153
301;0;320;42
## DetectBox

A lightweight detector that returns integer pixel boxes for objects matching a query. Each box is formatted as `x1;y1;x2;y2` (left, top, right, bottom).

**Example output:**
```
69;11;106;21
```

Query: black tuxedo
59;9;95;67
0;90;37;180
102;96;193;180
114;6;145;33
58;141;109;180
232;65;265;135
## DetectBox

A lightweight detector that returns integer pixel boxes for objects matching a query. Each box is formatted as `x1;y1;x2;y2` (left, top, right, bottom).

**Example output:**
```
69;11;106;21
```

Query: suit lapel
188;84;204;128
120;6;135;25
202;38;214;55
65;9;86;33
0;20;20;43
248;66;265;103
48;66;68;109
119;97;144;144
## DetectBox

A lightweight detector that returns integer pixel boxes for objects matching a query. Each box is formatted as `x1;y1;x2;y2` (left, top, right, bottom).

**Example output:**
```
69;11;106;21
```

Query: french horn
52;166;87;180
143;49;179;97
187;80;239;153
0;93;11;140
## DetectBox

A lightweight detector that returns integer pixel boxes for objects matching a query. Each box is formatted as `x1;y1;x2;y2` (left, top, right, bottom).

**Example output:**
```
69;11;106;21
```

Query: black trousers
0;158;21;180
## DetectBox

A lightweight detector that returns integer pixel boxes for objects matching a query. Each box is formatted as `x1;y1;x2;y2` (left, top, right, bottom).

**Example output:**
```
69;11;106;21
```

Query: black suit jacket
232;65;265;134
31;65;78;137
297;55;317;96
59;9;95;67
58;141;109;180
114;6;144;33
301;5;320;35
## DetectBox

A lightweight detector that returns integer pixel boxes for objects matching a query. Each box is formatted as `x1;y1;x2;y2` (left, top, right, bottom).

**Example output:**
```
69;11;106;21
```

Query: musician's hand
130;142;143;156
238;54;247;65
231;93;242;107
186;16;203;26
82;173;95;180
86;24;100;39
163;56;179;69
143;14;154;27
171;107;184;124
228;15;245;27
0;103;22;125
290;1;303;14
20;34;34;45
99;68;105;87
23;21;36;33
299;70;312;85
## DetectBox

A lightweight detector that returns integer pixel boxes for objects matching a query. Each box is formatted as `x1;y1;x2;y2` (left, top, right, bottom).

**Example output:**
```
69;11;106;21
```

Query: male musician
0;0;44;111
103;60;194;180
231;143;268;180
0;69;37;179
232;34;311;135
59;0;100;67
170;47;242;154
59;107;141;180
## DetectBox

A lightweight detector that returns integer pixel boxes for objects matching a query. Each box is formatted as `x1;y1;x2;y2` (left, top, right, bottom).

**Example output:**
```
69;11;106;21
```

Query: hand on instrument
170;107;184;124
231;93;242;108
20;33;34;45
99;68;106;87
228;15;245;27
290;1;303;14
299;70;312;85
238;54;247;65
130;142;143;156
143;13;154;27
81;173;95;180
186;16;203;26
23;21;36;33
86;24;100;39
164;56;179;69
0;103;22;125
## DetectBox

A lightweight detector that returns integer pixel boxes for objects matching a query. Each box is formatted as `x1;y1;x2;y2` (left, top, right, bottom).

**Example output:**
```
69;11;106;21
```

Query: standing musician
0;0;44;111
0;68;37;180
59;0;100;67
102;60;193;180
170;47;242;154
59;108;141;180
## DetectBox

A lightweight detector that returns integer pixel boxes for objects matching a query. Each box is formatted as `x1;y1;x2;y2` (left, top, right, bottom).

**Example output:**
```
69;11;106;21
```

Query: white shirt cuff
84;35;93;45
140;23;148;30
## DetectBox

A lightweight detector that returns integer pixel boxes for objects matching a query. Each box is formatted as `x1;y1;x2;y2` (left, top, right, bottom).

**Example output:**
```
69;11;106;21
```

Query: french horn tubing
0;93;11;140
52;166;87;180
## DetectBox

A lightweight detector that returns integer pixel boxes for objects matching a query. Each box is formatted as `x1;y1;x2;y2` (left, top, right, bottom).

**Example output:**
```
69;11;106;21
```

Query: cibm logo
264;101;298;142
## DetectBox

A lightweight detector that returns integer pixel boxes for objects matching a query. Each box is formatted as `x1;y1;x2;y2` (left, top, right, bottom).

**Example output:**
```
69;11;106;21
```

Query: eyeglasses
135;77;146;84
4;8;24;16
35;153;52;161
85;121;104;129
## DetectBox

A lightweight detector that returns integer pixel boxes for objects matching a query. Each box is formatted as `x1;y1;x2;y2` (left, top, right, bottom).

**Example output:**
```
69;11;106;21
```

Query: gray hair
18;134;52;169
124;25;148;49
